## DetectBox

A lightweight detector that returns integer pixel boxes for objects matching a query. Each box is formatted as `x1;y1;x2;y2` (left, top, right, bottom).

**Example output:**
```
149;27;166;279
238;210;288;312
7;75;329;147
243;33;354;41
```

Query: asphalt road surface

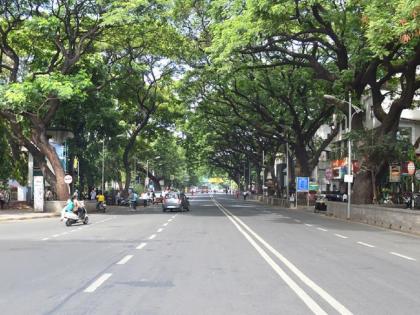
2;193;420;315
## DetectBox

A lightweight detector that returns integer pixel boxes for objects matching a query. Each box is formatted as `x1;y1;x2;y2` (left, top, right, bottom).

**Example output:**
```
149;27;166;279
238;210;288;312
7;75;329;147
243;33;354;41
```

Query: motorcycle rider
96;191;105;210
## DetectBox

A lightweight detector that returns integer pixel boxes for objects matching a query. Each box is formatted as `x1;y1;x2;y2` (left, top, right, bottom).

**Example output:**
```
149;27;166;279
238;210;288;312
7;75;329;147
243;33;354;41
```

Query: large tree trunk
33;130;69;200
352;171;373;204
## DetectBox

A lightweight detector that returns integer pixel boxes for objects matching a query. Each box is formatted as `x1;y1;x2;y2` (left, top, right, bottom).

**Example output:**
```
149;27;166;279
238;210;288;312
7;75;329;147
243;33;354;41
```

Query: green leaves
0;71;92;112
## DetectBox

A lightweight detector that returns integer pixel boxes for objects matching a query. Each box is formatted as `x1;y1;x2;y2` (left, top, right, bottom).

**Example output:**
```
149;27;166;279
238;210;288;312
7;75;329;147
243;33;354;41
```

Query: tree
206;0;419;202
0;1;104;199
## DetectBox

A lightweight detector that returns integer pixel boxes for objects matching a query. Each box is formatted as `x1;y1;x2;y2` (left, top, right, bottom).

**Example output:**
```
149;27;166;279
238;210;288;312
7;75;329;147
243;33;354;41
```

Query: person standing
0;190;5;209
90;189;96;201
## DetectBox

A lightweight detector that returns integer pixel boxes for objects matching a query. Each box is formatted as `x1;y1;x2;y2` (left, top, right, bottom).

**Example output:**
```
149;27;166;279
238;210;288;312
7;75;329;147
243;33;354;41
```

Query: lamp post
325;94;362;219
101;139;105;193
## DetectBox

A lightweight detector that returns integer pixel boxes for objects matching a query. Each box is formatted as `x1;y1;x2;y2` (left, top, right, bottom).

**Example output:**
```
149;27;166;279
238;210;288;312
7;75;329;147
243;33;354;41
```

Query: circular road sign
407;161;416;176
64;174;73;184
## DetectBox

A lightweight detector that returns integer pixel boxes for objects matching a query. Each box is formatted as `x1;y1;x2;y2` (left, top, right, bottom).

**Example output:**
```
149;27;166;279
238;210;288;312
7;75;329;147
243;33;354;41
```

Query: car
325;191;344;202
162;192;190;212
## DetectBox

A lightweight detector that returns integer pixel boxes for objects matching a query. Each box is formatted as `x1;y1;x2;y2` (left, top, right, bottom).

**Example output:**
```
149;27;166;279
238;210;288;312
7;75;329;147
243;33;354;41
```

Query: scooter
62;201;89;226
97;201;106;212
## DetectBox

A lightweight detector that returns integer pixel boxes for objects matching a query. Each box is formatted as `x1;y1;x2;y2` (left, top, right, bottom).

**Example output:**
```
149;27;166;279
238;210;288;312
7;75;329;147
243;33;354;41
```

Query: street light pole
347;95;352;220
101;139;105;193
262;150;265;196
286;140;289;200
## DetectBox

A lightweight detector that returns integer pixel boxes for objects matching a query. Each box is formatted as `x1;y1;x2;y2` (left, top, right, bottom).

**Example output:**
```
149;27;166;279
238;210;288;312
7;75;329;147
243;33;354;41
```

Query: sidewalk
0;203;59;222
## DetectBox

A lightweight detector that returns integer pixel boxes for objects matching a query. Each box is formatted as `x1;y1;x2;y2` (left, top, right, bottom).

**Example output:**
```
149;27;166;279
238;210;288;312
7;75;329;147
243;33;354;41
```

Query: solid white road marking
334;234;348;239
216;207;328;314
304;224;313;227
157;228;164;233
357;241;375;248
213;199;352;315
317;228;328;232
84;273;112;293
136;242;147;250
148;234;156;240
390;252;416;261
117;255;134;265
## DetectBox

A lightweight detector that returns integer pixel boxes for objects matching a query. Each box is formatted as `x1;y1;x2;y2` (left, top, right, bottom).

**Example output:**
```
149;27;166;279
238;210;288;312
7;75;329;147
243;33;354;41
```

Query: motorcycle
62;201;89;226
97;201;106;212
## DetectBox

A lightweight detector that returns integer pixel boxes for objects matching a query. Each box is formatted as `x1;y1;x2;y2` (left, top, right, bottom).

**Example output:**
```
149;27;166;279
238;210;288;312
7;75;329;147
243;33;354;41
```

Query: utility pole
101;140;105;193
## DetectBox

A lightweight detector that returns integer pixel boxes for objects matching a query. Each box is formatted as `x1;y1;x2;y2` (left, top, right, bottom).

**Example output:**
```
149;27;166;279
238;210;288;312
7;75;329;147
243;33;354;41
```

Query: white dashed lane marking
334;234;348;239
304;224;313;227
148;234;156;240
157;228;164;233
116;255;134;265
136;242;147;250
317;228;328;232
357;241;375;248
84;273;112;293
390;252;416;261
163;223;168;227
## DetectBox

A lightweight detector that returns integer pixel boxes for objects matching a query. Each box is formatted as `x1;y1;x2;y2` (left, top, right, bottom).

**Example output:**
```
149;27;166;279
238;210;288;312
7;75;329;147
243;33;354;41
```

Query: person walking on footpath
0;190;5;209
243;191;248;200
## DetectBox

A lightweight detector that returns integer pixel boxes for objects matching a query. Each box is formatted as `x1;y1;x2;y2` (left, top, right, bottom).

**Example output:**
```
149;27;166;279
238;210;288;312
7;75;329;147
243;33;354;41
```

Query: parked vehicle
62;201;89;226
324;191;344;202
162;192;190;212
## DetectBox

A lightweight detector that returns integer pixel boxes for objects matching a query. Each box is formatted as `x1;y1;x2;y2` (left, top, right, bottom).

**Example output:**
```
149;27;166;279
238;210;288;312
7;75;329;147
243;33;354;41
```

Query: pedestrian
90;189;96;201
236;190;240;199
0;190;5;209
45;188;53;201
116;191;121;205
243;191;248;200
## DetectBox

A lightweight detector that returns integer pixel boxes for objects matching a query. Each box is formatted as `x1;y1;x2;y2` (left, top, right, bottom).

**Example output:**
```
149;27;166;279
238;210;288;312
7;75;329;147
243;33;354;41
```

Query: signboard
389;163;401;182
159;179;164;186
64;174;73;184
344;174;354;183
33;176;44;212
309;182;319;191
296;177;309;192
407;161;416;175
170;175;175;180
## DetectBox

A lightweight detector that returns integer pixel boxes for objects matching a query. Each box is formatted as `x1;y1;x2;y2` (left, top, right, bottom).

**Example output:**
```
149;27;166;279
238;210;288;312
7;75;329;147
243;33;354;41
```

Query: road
1;194;420;314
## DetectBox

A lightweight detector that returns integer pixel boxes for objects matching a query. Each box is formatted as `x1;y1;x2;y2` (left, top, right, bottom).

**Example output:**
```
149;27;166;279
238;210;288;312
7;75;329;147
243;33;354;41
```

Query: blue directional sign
296;177;309;192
